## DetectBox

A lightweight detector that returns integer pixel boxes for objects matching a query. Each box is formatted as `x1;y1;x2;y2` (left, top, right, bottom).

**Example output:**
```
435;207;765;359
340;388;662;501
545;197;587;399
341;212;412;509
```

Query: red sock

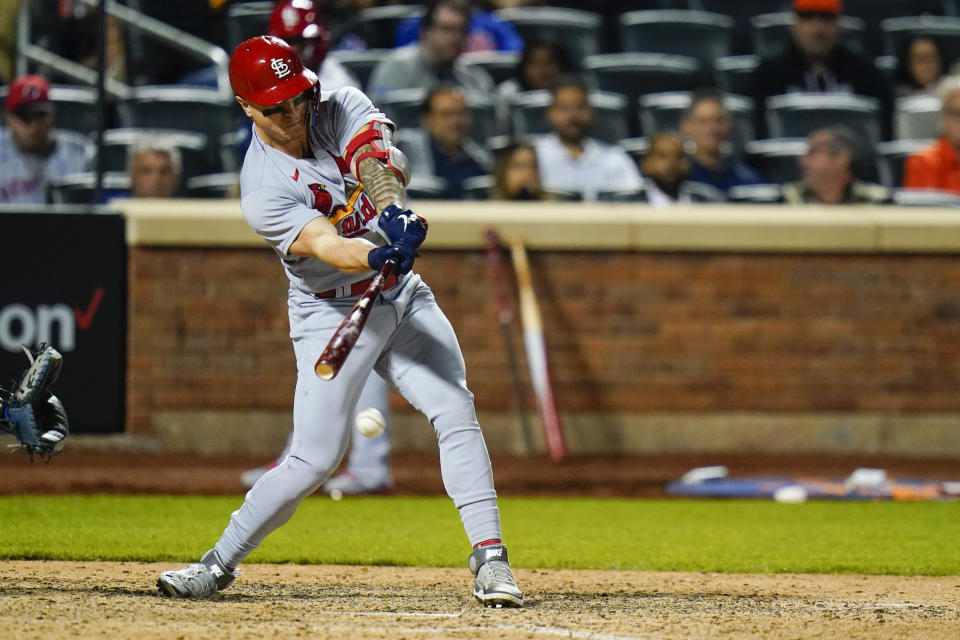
473;538;502;549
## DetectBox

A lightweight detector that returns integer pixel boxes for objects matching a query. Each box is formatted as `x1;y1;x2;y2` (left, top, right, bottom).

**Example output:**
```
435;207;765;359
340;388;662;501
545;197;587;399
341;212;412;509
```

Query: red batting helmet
268;0;331;67
229;35;318;106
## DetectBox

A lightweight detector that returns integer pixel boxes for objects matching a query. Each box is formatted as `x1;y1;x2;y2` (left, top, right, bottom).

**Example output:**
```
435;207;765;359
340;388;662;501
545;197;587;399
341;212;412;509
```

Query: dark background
0;212;126;433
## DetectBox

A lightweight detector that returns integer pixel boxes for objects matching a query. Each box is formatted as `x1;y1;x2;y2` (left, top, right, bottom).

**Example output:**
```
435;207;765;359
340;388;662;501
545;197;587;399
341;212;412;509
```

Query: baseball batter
157;36;522;608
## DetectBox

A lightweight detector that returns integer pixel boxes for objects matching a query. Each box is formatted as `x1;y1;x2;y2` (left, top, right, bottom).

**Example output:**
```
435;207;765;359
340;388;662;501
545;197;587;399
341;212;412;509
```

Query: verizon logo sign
0;287;104;353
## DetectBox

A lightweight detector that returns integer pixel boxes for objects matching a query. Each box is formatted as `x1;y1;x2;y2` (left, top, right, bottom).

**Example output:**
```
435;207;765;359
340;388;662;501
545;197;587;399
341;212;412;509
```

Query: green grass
0;496;957;575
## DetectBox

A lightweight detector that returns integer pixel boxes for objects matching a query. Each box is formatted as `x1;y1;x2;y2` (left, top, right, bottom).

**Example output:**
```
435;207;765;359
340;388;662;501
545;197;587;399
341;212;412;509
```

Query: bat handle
314;257;399;380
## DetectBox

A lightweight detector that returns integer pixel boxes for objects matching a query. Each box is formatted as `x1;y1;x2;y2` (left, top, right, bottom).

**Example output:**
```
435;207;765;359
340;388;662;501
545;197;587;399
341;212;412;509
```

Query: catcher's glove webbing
0;344;69;461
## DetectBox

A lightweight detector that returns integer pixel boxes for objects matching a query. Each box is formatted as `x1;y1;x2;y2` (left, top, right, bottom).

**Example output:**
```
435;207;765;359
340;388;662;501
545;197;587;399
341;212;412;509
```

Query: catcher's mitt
0;344;69;461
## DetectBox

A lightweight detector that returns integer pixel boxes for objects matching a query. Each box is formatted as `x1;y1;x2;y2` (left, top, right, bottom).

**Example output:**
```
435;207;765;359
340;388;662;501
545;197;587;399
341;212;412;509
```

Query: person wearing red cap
747;0;892;140
0;75;91;203
268;0;360;92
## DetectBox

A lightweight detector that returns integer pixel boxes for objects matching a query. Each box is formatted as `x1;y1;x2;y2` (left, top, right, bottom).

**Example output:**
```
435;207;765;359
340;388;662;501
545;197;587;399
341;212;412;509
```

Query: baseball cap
794;0;842;13
5;75;53;116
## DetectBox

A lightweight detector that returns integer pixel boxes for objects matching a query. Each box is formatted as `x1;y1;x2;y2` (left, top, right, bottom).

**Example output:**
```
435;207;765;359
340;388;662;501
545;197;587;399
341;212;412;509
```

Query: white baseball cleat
469;544;523;608
157;549;235;599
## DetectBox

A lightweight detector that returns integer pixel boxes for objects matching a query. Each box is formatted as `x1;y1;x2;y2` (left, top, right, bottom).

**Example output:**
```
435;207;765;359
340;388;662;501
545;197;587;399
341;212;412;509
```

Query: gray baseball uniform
212;87;501;569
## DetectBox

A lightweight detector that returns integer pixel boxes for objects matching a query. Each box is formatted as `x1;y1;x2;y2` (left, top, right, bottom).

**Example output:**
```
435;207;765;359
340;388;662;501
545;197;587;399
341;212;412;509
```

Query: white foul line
311;620;655;640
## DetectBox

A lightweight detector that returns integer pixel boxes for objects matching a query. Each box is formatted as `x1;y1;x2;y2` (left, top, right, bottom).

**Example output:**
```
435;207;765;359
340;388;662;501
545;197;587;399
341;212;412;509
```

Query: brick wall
127;247;960;439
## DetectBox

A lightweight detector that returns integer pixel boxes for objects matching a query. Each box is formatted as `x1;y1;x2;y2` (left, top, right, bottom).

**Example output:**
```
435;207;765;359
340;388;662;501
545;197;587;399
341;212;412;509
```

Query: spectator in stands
748;0;893;139
0;75;91;204
534;77;642;201
128;143;182;198
491;141;543;200
403;85;490;198
902;75;960;194
680;89;762;195
895;36;948;98
367;0;494;100
495;39;577;134
495;39;577;113
498;40;577;98
783;126;889;204
394;1;524;52
269;0;360;91
639;132;723;206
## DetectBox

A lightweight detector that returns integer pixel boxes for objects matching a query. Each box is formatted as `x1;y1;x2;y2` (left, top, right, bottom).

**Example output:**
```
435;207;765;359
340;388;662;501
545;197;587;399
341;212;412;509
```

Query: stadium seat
744;138;808;184
328;49;391;93
405;174;450;200
727;183;783;203
226;1;272;50
49;85;103;134
764;93;882;146
874;55;899;82
376;87;428;133
53;129;96;162
494;7;602;60
751;13;868;58
544;188;584;201
617;136;649;166
462;175;494;200
687;0;791;54
186;172;240;198
465;92;498;149
102;128;219;179
882;16;960;64
459;51;521;87
619;10;734;68
714;55;760;96
638;92;754;154
583;53;703;136
877;139;935;188
47;172;130;205
895;95;941;140
117;86;236;139
507;90;629;144
892;188;960;206
846;0;946;57
355;5;426;49
597;188;643;202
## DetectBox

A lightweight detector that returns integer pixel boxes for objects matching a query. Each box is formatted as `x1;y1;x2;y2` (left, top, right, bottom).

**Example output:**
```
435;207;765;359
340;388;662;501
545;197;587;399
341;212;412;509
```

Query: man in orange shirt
903;75;960;193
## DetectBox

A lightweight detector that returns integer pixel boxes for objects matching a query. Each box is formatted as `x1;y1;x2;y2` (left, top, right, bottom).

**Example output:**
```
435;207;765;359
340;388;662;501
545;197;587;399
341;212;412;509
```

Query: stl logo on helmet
270;58;291;79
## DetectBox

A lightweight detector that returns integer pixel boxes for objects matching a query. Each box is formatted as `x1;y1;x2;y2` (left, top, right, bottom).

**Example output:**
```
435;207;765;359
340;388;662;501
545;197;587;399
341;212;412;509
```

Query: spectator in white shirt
533;77;642;201
0;75;91;203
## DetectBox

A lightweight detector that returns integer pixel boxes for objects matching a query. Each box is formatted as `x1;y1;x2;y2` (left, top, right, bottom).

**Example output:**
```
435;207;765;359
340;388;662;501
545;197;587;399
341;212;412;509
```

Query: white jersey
534;133;643;202
0;128;92;204
239;86;391;298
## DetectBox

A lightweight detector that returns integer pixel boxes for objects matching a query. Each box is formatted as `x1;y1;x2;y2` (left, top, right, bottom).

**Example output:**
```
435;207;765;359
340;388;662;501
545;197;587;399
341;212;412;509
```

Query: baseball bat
483;228;536;456
314;259;396;380
508;238;567;462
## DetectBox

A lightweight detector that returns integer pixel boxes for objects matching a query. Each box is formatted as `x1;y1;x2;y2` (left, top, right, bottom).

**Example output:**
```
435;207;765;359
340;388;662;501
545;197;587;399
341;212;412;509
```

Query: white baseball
355;407;386;438
773;485;808;504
